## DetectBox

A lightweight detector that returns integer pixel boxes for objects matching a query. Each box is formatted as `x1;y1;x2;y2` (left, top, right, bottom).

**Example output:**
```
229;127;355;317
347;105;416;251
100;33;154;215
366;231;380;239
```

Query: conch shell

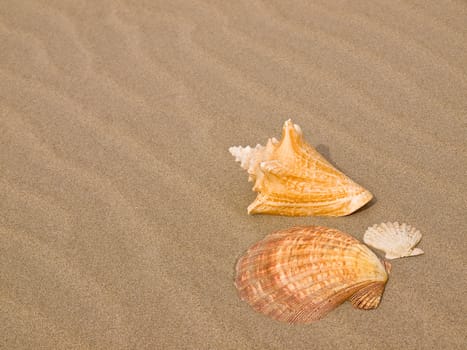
229;120;373;216
235;226;390;323
363;222;424;260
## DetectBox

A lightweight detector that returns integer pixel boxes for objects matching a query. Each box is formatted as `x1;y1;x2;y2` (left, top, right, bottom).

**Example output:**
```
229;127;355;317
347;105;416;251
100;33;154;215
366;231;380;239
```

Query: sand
1;1;466;349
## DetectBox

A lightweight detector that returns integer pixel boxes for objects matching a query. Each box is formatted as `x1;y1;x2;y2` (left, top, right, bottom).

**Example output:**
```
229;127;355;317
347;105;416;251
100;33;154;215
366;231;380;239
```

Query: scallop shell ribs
235;226;390;323
229;120;373;216
363;222;423;259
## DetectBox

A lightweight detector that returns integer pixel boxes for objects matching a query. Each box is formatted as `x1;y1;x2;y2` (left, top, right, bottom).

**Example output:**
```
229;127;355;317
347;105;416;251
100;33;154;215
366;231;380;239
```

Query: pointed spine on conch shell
235;226;390;324
363;222;423;260
229;119;373;216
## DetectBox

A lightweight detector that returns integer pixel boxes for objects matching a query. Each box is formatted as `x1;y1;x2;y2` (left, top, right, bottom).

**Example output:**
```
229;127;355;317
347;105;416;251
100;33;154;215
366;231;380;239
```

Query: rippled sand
1;1;466;349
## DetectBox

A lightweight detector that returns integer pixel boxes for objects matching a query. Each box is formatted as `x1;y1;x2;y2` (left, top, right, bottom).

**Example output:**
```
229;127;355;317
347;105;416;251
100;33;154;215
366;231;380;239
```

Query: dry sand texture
1;1;466;349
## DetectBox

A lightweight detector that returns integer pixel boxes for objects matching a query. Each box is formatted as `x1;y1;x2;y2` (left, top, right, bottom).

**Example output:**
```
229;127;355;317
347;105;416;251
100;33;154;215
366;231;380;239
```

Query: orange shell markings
235;226;390;323
229;120;373;216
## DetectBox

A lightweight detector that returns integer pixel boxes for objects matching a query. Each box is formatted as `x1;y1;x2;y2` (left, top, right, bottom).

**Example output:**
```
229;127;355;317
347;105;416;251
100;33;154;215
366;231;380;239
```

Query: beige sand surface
1;1;466;349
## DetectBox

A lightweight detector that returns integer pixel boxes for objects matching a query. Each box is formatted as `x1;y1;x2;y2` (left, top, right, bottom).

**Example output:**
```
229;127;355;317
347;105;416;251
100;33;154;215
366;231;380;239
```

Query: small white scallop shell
363;222;424;260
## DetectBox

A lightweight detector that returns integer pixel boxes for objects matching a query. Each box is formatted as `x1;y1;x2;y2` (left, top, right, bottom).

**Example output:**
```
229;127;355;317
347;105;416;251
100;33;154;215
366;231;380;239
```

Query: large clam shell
229;120;373;216
235;226;390;324
363;222;424;260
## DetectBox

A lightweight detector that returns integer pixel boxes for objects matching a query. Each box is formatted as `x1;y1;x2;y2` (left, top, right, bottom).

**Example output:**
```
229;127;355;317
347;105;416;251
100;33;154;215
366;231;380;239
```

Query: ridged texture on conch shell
235;226;390;323
229;119;373;216
363;222;424;260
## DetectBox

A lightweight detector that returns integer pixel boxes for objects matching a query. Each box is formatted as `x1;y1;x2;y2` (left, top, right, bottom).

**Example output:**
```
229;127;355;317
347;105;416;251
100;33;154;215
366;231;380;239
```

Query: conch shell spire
229;119;373;216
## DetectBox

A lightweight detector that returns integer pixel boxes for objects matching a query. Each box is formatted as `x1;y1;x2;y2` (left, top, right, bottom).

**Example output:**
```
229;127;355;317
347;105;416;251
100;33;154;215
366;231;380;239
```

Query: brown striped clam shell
235;226;390;323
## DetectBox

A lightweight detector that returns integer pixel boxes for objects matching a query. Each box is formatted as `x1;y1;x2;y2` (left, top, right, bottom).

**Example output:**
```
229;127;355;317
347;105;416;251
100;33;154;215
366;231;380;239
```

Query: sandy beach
1;1;466;349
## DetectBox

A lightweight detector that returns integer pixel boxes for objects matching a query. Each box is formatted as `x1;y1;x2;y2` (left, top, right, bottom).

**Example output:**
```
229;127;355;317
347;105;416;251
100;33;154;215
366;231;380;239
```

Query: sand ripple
0;1;466;349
